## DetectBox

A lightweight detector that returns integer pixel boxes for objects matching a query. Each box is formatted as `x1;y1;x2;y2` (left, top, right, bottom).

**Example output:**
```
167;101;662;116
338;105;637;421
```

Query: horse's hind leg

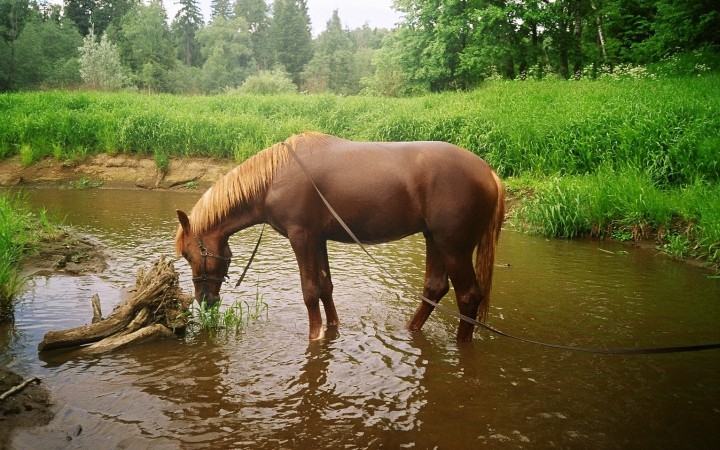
408;233;449;331
442;251;483;342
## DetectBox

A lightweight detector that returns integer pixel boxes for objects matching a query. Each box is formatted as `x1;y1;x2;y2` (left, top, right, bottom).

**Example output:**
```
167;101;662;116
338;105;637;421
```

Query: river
3;188;719;448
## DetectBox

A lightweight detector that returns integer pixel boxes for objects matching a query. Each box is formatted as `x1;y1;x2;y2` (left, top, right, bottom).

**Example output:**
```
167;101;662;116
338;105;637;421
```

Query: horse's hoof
308;328;325;340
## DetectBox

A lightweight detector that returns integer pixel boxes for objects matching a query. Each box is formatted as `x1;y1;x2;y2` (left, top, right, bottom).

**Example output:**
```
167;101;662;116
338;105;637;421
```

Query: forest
1;0;719;95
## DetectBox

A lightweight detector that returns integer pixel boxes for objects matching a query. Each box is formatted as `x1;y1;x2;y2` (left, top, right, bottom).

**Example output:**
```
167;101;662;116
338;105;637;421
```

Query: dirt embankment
0;154;237;190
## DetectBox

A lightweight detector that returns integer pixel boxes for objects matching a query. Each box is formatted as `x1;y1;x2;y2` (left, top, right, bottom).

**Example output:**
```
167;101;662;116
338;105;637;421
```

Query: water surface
3;188;719;448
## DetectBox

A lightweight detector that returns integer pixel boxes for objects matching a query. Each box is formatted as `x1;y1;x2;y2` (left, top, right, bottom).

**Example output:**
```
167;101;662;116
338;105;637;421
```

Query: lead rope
285;143;720;354
235;224;265;288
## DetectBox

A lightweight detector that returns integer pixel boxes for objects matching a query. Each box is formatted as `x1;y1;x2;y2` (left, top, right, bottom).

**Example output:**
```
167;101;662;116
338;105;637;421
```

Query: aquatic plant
193;289;268;333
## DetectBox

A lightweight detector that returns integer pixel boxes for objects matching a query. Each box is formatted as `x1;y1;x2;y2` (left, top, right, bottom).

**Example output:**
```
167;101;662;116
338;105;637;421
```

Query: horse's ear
176;210;191;234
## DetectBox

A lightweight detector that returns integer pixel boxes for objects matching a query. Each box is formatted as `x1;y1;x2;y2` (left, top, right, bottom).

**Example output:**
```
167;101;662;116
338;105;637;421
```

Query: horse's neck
215;195;265;238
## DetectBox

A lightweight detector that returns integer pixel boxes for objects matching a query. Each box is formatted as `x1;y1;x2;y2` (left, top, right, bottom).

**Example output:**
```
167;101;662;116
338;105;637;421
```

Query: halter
192;237;232;286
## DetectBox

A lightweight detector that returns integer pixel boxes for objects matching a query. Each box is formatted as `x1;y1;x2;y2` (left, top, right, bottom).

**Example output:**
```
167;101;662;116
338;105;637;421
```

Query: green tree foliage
234;0;273;69
2;0;719;94
12;14;83;89
210;0;232;21
236;67;296;94
78;28;130;90
172;0;203;67
116;0;176;91
196;16;255;93
64;0;135;37
637;0;720;61
302;10;356;94
391;0;720;91
270;0;312;84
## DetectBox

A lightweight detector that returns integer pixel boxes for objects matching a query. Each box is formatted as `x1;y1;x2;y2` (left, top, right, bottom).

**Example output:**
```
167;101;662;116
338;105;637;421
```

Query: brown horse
175;132;504;341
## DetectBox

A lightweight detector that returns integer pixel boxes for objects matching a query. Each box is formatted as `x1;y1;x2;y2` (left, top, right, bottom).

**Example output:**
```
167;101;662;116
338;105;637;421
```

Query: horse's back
267;135;498;243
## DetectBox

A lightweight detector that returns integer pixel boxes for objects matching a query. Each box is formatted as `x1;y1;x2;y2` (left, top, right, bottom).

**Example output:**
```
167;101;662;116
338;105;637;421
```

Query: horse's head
175;210;232;307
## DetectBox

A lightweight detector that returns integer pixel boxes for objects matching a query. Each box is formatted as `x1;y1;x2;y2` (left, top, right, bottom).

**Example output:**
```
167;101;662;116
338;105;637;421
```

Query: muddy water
3;188;719;449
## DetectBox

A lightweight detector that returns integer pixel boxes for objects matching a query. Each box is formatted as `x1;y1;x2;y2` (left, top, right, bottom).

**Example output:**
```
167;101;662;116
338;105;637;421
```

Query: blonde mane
175;132;327;253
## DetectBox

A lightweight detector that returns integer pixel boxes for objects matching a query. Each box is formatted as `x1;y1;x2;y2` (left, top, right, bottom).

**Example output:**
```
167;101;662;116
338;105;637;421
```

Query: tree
269;0;312;84
78;28;130;90
210;0;231;21
637;0;720;61
302;10;356;94
12;14;82;89
117;0;176;91
64;0;95;36
172;0;203;67
0;0;39;90
196;16;255;92
234;0;273;69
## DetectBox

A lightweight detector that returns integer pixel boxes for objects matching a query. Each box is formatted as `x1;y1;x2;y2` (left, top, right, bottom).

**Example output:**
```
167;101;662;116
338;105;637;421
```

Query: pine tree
234;0;272;69
269;0;312;84
173;0;203;66
302;10;355;94
210;0;231;21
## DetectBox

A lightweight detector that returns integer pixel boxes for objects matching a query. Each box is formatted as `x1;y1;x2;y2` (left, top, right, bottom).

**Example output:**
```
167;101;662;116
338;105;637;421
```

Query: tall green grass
0;193;36;320
2;77;718;185
510;168;720;265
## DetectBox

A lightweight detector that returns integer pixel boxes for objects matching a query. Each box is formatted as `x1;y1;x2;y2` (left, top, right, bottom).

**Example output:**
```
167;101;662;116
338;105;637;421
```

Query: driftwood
38;256;193;355
0;377;40;401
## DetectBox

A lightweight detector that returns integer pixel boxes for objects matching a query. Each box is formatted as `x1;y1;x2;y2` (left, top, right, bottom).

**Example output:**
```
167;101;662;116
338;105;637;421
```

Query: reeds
193;291;269;333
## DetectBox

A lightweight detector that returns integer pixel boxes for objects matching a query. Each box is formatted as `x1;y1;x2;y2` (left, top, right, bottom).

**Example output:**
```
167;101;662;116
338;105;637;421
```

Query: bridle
192;236;232;286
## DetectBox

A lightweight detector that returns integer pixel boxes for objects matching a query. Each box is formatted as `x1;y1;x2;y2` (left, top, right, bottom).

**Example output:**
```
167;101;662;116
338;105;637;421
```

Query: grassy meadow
1;76;719;267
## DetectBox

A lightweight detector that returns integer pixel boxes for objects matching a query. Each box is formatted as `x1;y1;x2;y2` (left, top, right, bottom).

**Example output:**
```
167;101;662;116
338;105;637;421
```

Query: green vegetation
193;293;269;332
3;1;718;94
0;193;59;321
1;76;718;266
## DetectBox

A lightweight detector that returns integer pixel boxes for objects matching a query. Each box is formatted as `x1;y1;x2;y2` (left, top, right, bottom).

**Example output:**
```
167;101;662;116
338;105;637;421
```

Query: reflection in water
2;188;719;448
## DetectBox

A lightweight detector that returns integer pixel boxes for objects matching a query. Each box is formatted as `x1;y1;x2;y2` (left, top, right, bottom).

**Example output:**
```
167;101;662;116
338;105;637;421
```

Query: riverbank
0;153;235;190
0;194;109;444
1;81;718;266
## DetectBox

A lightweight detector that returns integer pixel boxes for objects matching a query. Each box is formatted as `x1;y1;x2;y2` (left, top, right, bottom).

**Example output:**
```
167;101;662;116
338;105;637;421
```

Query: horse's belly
322;189;425;244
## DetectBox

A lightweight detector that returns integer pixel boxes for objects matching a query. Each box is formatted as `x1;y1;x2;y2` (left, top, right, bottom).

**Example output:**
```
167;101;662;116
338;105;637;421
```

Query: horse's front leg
317;241;339;328
289;232;330;340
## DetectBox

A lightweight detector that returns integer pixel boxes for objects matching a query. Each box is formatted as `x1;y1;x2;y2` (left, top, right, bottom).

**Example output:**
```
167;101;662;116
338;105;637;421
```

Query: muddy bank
2;226;109;444
0;154;237;190
0;368;53;444
22;229;109;277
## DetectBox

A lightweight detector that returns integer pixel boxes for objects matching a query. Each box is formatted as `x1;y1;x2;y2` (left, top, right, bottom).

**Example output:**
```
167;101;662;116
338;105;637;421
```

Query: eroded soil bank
0;154;237;190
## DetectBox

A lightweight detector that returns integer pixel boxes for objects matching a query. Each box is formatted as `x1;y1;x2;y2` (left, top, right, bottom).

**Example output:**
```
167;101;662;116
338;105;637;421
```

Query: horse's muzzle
197;292;220;308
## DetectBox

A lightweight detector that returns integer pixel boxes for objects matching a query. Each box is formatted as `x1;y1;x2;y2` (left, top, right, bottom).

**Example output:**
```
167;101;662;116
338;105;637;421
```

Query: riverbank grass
0;193;58;320
508;169;720;266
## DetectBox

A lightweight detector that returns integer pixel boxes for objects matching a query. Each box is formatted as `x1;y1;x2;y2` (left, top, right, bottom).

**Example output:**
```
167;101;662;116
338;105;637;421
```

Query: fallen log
38;256;193;354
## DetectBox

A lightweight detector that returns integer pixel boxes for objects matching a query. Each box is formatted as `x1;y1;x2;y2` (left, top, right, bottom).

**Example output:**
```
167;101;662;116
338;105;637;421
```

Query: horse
175;132;504;341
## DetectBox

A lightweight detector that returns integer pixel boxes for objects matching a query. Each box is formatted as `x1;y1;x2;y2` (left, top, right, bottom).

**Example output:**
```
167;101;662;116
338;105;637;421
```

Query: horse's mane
176;132;327;250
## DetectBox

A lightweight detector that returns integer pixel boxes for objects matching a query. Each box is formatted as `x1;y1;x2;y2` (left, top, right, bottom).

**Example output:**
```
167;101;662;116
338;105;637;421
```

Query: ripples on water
2;188;719;449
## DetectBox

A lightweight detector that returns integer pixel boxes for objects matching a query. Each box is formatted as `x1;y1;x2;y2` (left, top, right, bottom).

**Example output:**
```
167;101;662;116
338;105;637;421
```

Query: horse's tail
475;170;505;322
